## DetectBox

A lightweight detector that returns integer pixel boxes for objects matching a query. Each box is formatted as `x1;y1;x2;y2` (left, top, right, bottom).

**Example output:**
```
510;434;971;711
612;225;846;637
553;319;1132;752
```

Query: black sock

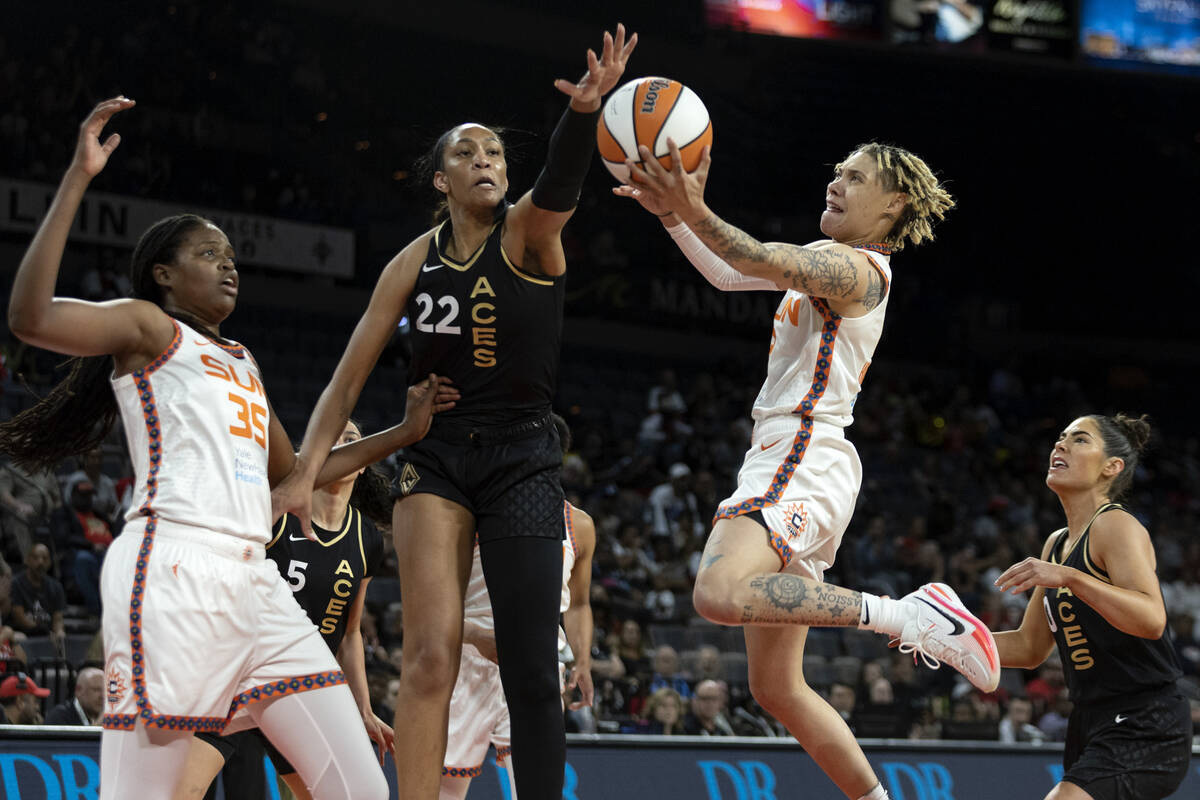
480;536;565;800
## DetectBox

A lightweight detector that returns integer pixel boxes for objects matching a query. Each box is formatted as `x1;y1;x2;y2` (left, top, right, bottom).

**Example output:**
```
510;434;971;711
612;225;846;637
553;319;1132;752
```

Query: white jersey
463;501;577;646
753;248;891;427
112;319;272;543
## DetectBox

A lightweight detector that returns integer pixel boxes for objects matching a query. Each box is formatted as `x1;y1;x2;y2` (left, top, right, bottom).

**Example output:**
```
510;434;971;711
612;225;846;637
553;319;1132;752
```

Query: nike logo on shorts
760;438;784;451
1114;714;1127;724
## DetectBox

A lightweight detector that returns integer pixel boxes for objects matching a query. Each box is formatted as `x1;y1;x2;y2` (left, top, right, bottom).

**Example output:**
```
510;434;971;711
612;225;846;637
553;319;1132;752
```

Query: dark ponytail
0;215;212;472
1087;412;1152;500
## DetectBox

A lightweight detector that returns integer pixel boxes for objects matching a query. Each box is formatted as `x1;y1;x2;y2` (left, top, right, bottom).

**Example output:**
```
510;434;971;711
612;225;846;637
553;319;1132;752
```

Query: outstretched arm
7;97;172;365
623;140;883;308
269;237;445;536
503;23;637;275
339;579;394;764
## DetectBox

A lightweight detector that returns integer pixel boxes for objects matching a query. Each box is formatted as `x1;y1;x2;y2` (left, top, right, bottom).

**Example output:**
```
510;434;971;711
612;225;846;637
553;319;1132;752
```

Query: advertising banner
0;177;355;278
1080;0;1200;69
3;730;1198;799
705;0;884;41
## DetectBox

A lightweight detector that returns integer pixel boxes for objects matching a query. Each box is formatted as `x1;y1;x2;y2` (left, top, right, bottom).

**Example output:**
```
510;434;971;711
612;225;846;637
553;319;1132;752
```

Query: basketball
597;76;713;183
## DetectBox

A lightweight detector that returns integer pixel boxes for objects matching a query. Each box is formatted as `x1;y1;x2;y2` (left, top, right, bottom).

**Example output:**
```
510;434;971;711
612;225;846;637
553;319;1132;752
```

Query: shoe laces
896;623;969;674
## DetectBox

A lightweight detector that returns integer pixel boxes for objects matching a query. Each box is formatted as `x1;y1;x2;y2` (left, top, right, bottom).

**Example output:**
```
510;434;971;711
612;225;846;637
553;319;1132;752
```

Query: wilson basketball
597;76;713;183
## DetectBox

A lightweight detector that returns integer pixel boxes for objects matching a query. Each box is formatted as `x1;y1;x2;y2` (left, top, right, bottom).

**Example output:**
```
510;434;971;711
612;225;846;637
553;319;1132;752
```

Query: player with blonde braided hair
616;140;989;800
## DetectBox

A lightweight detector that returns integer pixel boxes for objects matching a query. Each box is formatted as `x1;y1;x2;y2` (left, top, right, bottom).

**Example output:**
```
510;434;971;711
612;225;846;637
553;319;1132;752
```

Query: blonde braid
841;143;955;251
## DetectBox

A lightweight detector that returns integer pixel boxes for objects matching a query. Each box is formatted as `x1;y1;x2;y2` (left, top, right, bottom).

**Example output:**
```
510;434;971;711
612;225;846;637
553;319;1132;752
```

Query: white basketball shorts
101;515;343;733
714;416;861;580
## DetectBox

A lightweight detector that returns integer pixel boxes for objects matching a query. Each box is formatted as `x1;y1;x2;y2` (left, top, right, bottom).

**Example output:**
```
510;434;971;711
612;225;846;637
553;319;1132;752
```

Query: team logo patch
783;502;809;539
399;462;421;495
107;667;128;707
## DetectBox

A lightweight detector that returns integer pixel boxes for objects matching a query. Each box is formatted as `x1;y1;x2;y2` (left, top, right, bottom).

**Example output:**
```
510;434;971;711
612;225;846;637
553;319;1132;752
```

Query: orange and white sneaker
896;583;1000;693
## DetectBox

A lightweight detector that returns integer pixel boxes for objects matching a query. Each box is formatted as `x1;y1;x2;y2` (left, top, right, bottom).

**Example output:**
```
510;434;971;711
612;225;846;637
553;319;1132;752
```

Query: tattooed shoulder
861;263;885;310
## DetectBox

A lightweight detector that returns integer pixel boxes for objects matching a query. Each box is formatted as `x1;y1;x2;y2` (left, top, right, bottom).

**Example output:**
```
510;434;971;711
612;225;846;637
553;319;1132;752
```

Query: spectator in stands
647;462;703;544
997;696;1044;744
9;543;65;648
1037;687;1071;743
640;686;684;735
0;458;62;562
63;480;112;619
829;682;856;723
647;645;692;699
44;665;103;725
0;671;49;724
682;679;734;736
64;446;123;529
646;369;685;415
692;644;725;685
615;618;652;689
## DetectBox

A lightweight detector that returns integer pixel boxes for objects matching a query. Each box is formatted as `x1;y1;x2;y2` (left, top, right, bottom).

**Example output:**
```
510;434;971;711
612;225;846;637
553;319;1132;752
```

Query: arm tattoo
690;213;860;299
690;213;773;265
861;264;884;310
701;553;725;570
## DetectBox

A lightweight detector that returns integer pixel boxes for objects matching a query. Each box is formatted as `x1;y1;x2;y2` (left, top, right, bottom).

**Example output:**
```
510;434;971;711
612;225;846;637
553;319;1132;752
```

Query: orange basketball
597;76;713;183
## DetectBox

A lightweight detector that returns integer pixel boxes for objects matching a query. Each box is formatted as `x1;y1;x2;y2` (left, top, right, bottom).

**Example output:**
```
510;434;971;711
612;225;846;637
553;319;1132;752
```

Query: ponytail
1087;412;1152;500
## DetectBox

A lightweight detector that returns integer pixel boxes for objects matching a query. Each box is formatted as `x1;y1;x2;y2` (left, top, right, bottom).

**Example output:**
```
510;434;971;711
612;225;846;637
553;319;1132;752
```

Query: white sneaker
896;583;1000;693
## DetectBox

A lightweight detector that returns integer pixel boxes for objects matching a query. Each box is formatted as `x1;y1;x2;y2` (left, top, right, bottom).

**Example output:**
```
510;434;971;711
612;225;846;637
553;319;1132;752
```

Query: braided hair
0;215;219;471
840;143;955;251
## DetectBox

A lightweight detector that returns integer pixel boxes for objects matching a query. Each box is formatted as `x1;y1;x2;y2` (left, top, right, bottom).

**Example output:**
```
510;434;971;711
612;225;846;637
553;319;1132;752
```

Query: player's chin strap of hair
531;104;601;212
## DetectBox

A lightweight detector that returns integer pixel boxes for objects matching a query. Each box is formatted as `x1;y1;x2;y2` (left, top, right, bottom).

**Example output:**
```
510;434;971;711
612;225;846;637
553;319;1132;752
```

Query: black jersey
266;506;385;653
1044;503;1181;705
406;205;565;425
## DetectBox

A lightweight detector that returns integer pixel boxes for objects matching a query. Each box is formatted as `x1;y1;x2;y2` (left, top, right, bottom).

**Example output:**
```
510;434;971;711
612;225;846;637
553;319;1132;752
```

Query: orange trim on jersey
564;501;578;558
793;298;842;417
494;745;513;765
224;670;346;722
143;319;182;377
132;325;181;514
442;764;485;778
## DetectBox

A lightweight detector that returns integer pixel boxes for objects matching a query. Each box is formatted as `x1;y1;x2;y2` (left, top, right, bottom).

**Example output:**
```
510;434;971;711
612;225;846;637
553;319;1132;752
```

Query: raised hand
622;139;713;223
554;23;638;112
71;96;136;179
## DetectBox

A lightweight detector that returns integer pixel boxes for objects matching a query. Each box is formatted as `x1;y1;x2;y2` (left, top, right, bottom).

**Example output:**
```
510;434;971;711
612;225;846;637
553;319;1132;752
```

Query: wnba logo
640;78;672;113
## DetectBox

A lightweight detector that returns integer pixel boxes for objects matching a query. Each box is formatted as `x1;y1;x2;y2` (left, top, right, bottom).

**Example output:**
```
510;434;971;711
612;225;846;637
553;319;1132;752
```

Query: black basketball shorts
1061;688;1192;800
391;413;565;544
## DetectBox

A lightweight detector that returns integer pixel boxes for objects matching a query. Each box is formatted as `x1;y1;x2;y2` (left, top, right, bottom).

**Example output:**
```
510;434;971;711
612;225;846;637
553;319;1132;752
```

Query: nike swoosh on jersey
917;597;966;636
421;262;443;272
193;339;210;346
288;533;309;542
1114;714;1127;724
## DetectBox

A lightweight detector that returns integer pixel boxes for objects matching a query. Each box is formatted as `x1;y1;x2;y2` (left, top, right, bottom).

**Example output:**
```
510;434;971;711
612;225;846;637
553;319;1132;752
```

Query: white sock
856;783;889;800
858;592;910;637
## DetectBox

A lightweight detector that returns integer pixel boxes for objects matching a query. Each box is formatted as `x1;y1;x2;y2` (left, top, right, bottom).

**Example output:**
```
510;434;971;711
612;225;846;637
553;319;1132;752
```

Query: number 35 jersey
112;319;272;542
406;206;565;422
267;507;385;653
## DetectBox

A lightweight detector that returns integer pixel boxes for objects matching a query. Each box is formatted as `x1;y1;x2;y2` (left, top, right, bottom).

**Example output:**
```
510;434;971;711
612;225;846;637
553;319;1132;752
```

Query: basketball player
270;24;636;800
993;414;1190;800
616;141;995;800
441;415;595;800
178;419;396;800
1;98;455;800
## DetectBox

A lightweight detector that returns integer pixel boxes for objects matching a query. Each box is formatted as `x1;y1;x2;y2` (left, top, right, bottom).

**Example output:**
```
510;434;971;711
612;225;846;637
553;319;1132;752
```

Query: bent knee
692;576;741;625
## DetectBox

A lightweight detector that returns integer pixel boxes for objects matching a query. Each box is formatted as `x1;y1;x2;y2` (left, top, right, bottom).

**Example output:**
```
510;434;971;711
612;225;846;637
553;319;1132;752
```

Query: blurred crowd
5;332;1200;743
